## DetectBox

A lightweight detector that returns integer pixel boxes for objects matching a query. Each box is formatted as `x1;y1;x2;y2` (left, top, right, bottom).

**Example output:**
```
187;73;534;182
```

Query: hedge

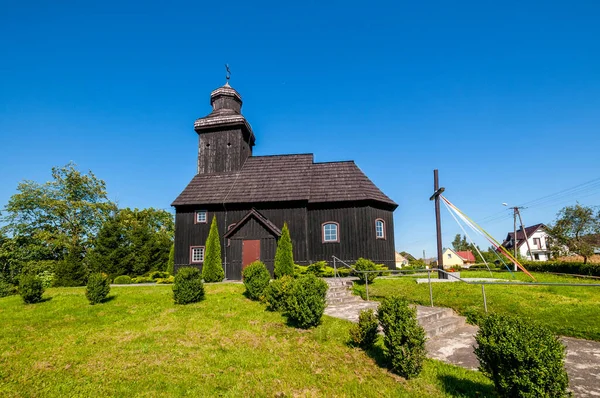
521;261;600;277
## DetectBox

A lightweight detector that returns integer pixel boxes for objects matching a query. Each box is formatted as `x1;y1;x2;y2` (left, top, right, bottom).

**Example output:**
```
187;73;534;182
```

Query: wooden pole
433;170;446;279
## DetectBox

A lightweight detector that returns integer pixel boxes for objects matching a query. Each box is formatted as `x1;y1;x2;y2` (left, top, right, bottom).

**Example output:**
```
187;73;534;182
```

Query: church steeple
194;81;255;174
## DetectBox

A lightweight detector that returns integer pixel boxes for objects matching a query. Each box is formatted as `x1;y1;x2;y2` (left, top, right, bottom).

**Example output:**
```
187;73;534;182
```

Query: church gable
224;209;282;240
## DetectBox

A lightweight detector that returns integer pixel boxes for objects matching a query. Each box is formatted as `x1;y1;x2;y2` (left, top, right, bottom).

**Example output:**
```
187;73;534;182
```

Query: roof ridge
249;153;314;159
313;160;355;165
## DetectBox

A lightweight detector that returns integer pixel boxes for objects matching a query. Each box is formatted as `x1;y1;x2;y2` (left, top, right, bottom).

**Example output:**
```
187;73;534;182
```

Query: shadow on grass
38;297;53;303
102;295;117;303
438;374;497;397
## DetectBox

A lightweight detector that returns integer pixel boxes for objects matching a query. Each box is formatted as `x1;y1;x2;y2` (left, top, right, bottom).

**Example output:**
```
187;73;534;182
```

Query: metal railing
332;256;600;312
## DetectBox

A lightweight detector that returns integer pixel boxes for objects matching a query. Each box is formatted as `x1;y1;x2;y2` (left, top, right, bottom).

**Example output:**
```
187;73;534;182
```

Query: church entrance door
242;240;261;269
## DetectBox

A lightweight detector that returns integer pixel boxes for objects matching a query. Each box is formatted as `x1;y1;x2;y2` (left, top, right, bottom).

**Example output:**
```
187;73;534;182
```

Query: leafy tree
451;234;470;252
548;204;600;264
167;244;175;275
1;163;115;285
274;222;294;278
202;215;224;282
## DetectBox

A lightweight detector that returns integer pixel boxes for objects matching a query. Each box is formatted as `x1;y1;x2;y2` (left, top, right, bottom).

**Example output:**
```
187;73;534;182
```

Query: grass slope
0;284;494;397
354;271;600;341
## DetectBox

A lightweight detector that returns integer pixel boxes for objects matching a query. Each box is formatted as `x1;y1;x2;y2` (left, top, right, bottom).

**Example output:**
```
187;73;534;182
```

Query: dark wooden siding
197;128;251;174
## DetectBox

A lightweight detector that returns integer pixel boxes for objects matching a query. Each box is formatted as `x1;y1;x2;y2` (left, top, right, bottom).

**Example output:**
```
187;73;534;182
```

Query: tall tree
274;223;294;278
202;215;224;282
451;234;470;252
548;204;600;264
1;163;115;285
167;244;175;275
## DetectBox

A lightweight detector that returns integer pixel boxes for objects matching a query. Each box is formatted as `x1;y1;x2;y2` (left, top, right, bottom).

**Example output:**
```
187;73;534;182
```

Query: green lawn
0;284;494;397
354;271;600;341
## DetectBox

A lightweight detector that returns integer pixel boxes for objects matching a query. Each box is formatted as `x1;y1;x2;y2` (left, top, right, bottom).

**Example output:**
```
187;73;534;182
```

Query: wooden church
172;81;398;279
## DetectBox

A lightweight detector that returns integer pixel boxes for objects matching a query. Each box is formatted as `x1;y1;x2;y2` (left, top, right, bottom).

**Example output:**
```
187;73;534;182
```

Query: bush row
521;261;600;277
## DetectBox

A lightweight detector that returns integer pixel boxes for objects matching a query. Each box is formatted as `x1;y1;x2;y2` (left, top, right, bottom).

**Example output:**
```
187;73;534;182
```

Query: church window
322;222;339;243
195;210;207;223
375;219;385;239
190;246;205;263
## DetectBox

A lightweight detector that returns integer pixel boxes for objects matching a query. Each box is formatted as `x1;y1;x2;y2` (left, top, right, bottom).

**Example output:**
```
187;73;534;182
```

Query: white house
501;223;551;261
395;252;410;268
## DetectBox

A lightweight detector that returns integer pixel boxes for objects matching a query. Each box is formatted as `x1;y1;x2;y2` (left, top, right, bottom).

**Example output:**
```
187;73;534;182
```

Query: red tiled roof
456;251;476;262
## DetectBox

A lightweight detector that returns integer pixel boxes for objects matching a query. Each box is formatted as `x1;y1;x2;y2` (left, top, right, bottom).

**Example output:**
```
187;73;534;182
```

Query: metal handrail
330;258;600;312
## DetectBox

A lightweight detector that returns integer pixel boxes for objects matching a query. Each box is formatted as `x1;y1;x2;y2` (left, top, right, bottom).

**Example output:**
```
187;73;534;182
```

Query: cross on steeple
225;64;231;82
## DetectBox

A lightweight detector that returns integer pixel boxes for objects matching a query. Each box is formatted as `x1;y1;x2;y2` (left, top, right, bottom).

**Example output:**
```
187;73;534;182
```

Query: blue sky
1;0;599;258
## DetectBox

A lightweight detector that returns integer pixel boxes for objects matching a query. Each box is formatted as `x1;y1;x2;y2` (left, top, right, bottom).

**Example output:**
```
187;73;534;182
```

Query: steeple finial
225;64;231;83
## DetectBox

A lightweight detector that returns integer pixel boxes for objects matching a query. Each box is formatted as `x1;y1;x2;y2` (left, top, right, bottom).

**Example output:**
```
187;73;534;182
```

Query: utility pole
507;206;530;271
429;169;446;279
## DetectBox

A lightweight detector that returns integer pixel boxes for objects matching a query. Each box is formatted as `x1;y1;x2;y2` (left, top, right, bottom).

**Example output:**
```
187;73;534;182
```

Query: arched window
375;219;386;239
322;222;339;243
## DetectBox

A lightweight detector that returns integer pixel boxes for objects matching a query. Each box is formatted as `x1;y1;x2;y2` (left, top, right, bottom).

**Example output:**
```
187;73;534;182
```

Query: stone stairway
323;278;465;338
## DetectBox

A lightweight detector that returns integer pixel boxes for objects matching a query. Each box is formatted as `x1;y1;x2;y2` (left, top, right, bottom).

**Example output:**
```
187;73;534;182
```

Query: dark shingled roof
502;223;546;249
172;154;397;207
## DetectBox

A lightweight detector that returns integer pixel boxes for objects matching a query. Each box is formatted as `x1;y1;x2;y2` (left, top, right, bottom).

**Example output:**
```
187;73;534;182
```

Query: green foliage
167;244;174;275
354;258;385;284
131;276;155;284
242;261;271;300
295;263;350;278
349;308;379;349
521;260;600;276
202;216;224;283
0;278;17;298
377;296;426;379
113;275;132;285
54;248;88;287
548;204;600;263
86;273;111;305
474;313;569;397
274;223;294;278
262;275;294;311
148;271;169;280
284;274;328;328
173;267;205;304
156;275;174;284
18;274;45;304
87;208;173;278
38;270;55;289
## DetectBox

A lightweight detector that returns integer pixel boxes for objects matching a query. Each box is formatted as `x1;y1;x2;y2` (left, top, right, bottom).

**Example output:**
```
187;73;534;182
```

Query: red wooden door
242;240;261;269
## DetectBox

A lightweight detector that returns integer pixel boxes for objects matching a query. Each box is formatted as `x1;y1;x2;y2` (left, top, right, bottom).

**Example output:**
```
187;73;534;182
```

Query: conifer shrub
86;273;111;305
242;261;271;300
166;244;175;275
172;267;205;304
284;274;328;328
0;278;18;298
474;313;569;398
131;276;154;284
354;258;380;284
378;296;426;379
148;271;169;280
202;216;224;282
19;274;45;304
274;223;295;278
54;249;88;287
156;275;174;284
262;275;294;311
349;308;379;349
113;275;132;284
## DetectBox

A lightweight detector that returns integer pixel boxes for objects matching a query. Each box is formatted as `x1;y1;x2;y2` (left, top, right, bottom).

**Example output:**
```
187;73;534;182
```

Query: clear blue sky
1;1;599;258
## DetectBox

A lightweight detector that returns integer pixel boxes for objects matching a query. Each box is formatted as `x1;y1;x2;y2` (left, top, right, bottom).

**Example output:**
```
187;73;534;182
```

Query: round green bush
349;308;379;349
113;275;132;284
242;261;271;300
86;273;110;305
19;275;45;304
172;267;205;304
262;275;294;311
378;295;426;379
474;313;569;397
354;258;379;284
284;274;328;328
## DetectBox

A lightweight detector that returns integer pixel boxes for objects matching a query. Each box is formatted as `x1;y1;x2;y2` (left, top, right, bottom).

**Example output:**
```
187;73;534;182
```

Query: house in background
395;252;410;267
171;81;398;279
441;248;475;268
501;223;551;261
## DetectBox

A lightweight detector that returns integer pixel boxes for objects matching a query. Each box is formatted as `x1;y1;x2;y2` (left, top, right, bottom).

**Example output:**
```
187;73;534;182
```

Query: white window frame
195;210;208;224
190;246;205;263
375;219;385;239
322;222;339;243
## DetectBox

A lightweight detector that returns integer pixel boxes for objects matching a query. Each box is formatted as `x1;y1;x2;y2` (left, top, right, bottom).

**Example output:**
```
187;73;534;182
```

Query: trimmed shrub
19;275;45;304
262;275;294;311
86;273;110;305
166;244;175;275
172;267;205;304
0;279;18;298
148;271;169;280
274;223;295;278
349;308;379;349
474;313;569;397
156;275;174;284
202;215;224;282
354;258;381;284
113;275;132;284
284;274;328;328
131;276;154;284
378;296;426;379
294;264;308;277
522;260;600;277
242;261;271;300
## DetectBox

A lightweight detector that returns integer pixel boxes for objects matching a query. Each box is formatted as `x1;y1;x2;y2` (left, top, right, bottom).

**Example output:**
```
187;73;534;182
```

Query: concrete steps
323;278;466;338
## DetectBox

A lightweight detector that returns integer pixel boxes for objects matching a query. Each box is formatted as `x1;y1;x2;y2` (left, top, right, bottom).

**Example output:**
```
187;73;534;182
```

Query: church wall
197;128;251;174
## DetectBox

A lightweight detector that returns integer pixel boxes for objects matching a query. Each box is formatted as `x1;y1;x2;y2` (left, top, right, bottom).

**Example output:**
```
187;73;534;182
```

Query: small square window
191;246;205;263
195;210;207;223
